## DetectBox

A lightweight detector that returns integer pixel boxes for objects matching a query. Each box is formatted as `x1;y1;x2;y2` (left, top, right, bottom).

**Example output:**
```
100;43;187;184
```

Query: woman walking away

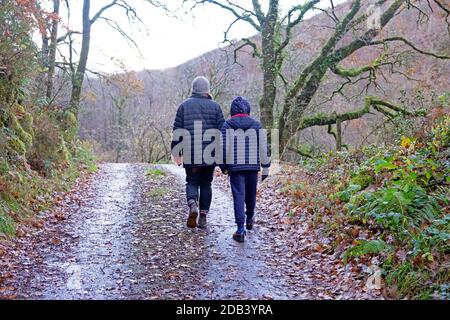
220;97;271;242
171;76;225;229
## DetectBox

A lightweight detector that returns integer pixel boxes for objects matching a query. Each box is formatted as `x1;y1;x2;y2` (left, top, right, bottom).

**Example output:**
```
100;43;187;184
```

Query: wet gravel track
0;163;294;299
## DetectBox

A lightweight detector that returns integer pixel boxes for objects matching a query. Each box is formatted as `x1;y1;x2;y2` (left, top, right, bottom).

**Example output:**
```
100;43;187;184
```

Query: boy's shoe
197;211;208;229
187;200;199;228
232;230;246;243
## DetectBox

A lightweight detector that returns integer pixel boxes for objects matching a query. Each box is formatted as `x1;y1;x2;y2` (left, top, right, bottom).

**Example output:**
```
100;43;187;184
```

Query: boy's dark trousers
185;166;215;211
229;171;258;229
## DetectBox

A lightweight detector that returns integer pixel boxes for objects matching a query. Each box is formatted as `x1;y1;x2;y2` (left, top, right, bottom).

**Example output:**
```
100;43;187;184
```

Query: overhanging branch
299;96;426;130
369;37;450;60
230;38;260;66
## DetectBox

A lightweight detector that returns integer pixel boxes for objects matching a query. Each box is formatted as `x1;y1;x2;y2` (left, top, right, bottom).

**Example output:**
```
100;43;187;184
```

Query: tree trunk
280;68;326;153
258;1;278;131
46;0;60;101
336;118;342;151
259;43;276;130
41;35;49;70
69;0;91;115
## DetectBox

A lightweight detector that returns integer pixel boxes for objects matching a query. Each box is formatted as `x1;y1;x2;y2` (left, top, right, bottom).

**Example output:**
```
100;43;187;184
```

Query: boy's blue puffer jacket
220;97;271;174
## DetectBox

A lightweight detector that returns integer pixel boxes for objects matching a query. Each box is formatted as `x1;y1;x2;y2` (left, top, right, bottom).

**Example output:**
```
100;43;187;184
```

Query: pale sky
52;0;346;73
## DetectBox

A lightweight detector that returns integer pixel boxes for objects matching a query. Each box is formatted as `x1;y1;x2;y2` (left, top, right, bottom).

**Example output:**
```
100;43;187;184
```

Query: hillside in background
79;0;450;162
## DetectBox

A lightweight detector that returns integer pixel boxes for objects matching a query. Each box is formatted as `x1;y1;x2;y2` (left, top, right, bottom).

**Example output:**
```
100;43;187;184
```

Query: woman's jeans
185;166;215;211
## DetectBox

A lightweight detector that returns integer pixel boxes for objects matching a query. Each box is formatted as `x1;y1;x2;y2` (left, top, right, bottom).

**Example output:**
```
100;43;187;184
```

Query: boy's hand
262;174;269;182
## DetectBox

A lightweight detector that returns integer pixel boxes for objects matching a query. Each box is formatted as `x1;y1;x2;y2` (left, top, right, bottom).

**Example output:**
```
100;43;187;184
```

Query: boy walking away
220;97;271;243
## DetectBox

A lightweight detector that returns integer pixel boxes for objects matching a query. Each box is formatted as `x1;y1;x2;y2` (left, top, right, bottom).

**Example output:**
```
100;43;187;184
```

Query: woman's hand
172;155;183;167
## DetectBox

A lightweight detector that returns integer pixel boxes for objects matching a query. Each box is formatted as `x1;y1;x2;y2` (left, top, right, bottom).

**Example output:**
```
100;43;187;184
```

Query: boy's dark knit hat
230;96;251;116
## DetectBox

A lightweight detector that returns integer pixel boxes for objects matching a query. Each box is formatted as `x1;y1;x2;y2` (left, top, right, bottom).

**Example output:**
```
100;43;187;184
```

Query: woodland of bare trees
40;0;166;114
76;0;450;162
185;0;450;156
26;0;169;162
79;50;237;162
26;0;450;163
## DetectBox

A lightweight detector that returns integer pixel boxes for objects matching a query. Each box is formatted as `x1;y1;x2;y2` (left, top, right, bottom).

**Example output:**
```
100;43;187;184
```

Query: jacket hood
230;96;251;116
226;115;255;130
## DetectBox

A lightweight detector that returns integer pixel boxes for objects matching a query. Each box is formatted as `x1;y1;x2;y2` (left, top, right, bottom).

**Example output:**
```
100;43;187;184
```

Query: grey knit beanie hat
192;76;211;95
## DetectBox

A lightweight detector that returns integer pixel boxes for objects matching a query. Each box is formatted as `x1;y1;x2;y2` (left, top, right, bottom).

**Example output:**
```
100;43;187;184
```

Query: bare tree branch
369;37;450;60
98;17;141;52
276;0;320;58
90;0;119;24
433;0;450;35
187;0;260;30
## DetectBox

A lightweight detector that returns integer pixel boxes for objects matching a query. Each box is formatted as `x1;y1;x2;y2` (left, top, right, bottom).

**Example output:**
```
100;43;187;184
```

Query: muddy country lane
0;163;293;299
0;163;377;299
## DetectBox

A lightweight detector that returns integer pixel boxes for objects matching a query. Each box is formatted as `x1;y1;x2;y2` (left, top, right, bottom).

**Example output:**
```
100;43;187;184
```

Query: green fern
0;202;16;236
343;239;391;264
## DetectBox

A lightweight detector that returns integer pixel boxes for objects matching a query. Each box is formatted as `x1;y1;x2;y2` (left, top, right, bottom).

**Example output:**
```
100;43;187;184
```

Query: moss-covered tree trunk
259;1;278;131
276;0;431;155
